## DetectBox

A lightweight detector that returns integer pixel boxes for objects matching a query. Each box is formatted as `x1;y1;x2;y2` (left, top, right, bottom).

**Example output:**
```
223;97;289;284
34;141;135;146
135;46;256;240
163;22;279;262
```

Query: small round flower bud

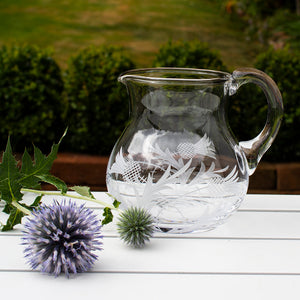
117;207;154;248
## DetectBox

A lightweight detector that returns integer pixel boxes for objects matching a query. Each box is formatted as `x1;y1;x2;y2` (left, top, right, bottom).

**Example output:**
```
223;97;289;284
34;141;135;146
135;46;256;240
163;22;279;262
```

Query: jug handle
229;68;284;175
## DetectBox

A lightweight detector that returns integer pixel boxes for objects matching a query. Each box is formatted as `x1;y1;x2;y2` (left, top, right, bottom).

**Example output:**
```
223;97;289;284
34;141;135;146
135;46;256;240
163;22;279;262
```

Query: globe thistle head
22;199;102;277
117;206;154;248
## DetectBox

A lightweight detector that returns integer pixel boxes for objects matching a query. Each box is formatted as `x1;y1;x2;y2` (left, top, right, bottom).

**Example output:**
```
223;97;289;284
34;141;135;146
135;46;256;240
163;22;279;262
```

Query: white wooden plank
2;209;300;239
1;193;300;300
108;209;300;239
199;210;300;239
242;194;300;210
34;192;300;211
2;235;300;275
2;193;300;212
96;238;300;274
105;209;300;239
0;271;300;300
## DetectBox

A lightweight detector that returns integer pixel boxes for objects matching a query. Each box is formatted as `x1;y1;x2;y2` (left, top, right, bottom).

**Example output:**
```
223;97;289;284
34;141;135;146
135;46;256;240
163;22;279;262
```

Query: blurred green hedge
229;47;300;162
63;45;135;154
0;45;66;152
0;42;298;162
256;48;300;161
153;40;227;71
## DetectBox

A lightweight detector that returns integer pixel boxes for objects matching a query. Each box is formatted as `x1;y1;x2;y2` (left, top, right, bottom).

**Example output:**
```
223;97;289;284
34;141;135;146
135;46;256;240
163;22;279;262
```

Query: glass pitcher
106;67;283;233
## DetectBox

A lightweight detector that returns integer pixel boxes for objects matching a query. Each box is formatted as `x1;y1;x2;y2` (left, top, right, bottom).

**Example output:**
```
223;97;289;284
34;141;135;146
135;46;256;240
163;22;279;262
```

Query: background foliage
228;47;300;162
153;40;227;71
0;42;298;162
0;0;299;161
64;45;135;154
223;0;300;49
251;48;299;161
0;45;65;153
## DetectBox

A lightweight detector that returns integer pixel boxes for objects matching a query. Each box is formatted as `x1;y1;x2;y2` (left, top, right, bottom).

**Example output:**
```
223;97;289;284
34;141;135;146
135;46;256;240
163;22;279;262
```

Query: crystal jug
106;68;283;233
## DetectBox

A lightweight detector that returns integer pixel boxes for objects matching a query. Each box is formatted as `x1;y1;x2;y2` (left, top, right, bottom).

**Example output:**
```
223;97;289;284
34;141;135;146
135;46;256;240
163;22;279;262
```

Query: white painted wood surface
1;193;300;300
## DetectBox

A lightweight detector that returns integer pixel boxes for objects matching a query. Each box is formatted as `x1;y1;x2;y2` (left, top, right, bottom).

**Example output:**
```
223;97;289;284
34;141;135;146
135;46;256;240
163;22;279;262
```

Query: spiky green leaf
20;148;41;189
70;186;95;199
1;206;24;231
102;207;113;225
106;192;121;208
0;137;23;203
36;175;67;194
0;130;67;231
19;130;66;189
30;195;43;208
3;203;12;214
113;199;121;209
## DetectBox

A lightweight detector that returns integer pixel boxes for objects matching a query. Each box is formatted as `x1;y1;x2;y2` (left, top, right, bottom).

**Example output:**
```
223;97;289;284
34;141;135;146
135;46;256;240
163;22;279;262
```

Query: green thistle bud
117;207;154;248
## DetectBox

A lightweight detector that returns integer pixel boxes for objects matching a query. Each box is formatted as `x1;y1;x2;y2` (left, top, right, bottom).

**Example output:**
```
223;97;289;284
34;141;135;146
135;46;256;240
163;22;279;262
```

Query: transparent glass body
106;68;283;233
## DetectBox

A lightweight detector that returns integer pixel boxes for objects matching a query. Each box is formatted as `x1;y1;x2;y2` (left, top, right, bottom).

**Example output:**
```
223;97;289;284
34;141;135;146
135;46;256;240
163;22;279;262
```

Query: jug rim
118;67;231;85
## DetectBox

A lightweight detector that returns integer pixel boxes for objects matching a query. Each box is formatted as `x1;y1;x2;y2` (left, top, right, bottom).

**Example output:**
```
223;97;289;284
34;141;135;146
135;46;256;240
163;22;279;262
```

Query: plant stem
11;200;31;215
20;188;122;212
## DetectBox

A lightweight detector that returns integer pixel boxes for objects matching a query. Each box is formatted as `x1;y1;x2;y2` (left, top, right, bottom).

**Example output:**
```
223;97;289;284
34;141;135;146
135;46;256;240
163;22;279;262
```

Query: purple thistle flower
22;199;103;277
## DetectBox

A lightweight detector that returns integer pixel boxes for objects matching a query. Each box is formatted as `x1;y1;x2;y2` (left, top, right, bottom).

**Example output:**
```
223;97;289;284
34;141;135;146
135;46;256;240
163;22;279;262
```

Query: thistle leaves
1;207;24;232
102;207;114;225
19;130;66;189
71;185;95;199
0;138;23;203
70;187;120;225
0;132;66;231
36;175;67;194
106;192;121;209
0;130;120;231
71;185;111;224
113;199;121;209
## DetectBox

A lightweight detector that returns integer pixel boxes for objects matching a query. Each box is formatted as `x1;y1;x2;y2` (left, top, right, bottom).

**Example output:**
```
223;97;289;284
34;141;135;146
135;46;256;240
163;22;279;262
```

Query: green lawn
0;0;261;69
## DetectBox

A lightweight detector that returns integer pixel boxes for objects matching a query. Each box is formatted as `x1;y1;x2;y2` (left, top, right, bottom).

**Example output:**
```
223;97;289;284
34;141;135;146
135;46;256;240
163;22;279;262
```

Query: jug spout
118;68;229;132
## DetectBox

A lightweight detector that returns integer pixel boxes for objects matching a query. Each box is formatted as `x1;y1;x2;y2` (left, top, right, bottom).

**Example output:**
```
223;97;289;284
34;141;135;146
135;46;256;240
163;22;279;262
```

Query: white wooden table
1;193;300;299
